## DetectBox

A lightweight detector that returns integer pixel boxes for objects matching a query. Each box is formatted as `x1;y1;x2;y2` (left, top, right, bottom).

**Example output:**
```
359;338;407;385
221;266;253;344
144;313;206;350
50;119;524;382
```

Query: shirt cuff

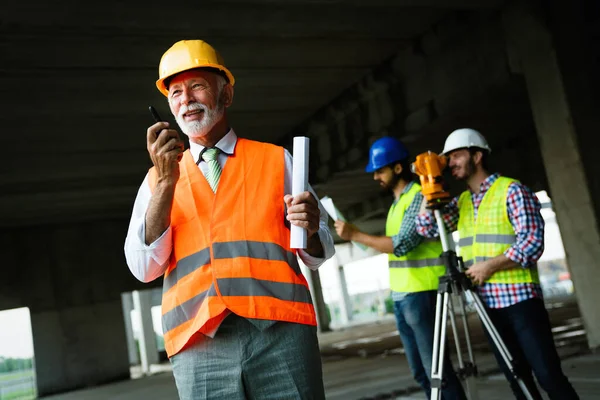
416;213;438;238
297;227;334;270
392;234;403;254
137;221;173;266
504;246;530;268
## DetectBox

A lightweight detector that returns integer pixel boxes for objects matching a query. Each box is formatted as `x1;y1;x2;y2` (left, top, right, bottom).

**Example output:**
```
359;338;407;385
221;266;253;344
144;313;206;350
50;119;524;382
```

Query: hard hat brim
156;64;235;97
441;145;491;156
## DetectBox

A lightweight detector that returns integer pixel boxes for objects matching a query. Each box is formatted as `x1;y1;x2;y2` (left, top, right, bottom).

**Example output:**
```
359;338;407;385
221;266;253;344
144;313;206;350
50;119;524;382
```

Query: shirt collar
401;180;415;195
474;173;500;194
189;128;237;163
392;180;415;204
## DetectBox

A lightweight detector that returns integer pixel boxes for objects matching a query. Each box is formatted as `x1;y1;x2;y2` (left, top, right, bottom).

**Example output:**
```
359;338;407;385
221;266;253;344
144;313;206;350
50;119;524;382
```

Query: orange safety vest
148;138;316;357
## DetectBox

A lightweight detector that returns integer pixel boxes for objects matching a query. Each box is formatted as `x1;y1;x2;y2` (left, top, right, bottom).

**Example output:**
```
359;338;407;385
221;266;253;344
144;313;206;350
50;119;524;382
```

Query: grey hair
216;74;227;92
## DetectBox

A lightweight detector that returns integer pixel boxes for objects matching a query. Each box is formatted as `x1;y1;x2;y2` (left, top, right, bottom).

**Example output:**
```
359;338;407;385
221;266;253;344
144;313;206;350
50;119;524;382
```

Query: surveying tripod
411;152;535;400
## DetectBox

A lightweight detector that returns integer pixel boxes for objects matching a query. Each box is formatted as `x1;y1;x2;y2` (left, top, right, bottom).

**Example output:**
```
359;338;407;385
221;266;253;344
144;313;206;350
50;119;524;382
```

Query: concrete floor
39;349;597;400
42;299;597;400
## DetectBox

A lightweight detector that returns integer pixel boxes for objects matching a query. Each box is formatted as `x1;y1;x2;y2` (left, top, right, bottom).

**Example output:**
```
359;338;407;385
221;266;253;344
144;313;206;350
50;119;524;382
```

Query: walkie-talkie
149;105;183;161
149;105;163;123
149;105;167;139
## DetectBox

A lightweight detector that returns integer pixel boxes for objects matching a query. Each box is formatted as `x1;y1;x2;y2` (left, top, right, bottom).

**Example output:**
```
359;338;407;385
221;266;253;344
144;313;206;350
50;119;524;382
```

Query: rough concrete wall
0;219;158;395
545;0;600;350
546;0;600;238
502;0;600;349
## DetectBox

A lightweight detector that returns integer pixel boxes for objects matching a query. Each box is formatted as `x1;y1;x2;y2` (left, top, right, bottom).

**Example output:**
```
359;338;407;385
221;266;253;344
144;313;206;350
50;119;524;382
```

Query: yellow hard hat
155;40;235;96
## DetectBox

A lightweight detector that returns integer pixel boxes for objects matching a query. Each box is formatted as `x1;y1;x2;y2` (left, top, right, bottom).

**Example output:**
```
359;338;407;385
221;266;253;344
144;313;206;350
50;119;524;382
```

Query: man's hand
284;192;320;238
147;122;184;185
334;221;358;241
465;261;495;286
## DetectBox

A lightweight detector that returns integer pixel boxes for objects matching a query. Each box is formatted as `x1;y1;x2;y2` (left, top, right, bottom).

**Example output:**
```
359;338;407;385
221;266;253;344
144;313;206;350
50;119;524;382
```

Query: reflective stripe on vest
213;241;301;275
462;257;493;268
149;139;316;357
163;248;211;293
162;278;313;334
386;182;444;292
389;258;445;268
458;234;516;248
457;176;540;284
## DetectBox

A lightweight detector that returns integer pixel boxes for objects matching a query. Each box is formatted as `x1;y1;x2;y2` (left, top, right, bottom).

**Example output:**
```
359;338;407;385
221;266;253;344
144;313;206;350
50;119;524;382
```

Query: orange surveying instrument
411;152;535;400
411;151;451;209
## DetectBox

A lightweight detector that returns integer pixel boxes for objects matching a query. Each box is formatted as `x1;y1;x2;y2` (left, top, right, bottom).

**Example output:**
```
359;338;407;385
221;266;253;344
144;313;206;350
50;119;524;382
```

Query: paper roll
291;136;310;249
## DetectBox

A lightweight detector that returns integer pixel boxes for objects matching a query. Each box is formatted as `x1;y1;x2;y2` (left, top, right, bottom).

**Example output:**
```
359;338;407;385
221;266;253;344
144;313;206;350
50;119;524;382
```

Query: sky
0;307;34;359
0;192;567;359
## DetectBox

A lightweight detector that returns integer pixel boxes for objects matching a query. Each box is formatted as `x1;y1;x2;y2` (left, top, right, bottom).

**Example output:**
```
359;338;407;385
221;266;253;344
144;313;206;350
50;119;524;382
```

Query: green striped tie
201;148;221;193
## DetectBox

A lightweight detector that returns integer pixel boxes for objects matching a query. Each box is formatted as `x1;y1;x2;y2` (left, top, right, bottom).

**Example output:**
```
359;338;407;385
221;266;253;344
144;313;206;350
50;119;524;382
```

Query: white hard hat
441;128;491;155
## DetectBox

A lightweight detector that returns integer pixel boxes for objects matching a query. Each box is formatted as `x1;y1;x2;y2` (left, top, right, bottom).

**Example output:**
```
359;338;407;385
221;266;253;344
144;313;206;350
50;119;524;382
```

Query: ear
393;163;403;175
472;150;483;166
222;84;234;108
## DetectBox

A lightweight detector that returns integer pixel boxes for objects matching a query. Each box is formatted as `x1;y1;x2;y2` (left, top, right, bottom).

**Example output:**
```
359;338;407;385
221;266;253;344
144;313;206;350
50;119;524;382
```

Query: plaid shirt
390;181;426;301
415;173;545;308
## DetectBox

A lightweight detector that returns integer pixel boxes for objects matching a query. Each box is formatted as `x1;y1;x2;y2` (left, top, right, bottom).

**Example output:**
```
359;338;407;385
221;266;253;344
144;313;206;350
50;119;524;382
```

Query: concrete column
337;263;353;325
299;259;331;333
31;301;130;396
503;0;600;349
120;292;139;366
310;268;332;333
150;287;162;307
132;290;158;374
299;261;322;329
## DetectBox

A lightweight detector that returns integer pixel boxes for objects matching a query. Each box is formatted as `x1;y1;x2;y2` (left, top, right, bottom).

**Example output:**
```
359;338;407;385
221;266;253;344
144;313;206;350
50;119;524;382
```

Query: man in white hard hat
335;136;467;400
415;128;579;400
124;39;335;399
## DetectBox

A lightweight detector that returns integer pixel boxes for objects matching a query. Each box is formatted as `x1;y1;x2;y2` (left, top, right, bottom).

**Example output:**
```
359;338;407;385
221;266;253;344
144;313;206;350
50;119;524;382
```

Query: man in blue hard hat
335;137;466;400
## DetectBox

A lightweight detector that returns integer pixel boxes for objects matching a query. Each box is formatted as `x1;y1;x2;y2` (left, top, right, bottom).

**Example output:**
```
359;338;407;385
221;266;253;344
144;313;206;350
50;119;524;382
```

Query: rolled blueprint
291;136;309;249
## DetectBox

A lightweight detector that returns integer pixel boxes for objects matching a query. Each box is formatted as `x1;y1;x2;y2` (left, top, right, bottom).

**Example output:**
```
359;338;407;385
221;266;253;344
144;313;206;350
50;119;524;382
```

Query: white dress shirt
124;129;335;284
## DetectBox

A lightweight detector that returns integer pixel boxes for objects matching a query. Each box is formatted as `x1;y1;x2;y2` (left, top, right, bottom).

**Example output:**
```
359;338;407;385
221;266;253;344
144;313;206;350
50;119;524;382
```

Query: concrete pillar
132;290;158;374
503;0;600;349
120;292;139;366
299;260;331;333
31;301;130;396
310;269;332;333
337;263;354;325
150;287;162;307
299;261;317;325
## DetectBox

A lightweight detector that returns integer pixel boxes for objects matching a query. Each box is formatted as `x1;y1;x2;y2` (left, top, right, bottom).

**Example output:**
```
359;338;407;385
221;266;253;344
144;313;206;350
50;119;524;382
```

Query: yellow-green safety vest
457;176;540;284
386;183;445;292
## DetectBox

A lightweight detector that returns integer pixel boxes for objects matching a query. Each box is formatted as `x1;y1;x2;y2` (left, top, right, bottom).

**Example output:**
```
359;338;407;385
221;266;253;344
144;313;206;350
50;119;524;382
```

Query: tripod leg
448;295;465;369
465;290;536;400
454;293;479;400
430;292;450;400
456;293;476;367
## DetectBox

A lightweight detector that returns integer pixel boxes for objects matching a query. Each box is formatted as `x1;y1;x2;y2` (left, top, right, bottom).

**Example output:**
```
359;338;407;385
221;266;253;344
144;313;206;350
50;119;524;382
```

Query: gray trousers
170;313;325;400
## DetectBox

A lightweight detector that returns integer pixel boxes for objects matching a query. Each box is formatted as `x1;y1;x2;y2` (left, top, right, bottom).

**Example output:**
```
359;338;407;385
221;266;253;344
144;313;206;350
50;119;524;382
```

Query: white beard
176;102;224;138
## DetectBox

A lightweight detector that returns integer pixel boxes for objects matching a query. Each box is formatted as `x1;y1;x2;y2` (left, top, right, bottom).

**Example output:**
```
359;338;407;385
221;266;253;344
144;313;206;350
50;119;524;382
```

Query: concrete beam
285;11;514;220
3;6;442;41
215;0;504;8
344;195;392;224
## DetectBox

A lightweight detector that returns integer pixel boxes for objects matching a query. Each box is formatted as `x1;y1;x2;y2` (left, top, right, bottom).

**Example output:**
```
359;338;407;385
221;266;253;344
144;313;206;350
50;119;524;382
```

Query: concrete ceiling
3;0;511;228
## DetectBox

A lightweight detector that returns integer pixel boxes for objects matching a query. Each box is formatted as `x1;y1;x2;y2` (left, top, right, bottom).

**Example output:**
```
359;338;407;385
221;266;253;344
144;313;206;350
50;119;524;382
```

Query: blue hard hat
365;136;410;173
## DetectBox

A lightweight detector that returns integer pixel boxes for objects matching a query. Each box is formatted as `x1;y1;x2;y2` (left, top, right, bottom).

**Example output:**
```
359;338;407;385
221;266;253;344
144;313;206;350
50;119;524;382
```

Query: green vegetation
0;369;36;400
0;370;34;382
0;358;33;374
1;387;36;400
384;297;394;314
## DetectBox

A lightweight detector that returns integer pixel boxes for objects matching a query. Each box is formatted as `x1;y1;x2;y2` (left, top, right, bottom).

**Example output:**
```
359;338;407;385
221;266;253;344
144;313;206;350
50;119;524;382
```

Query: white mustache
179;103;207;118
